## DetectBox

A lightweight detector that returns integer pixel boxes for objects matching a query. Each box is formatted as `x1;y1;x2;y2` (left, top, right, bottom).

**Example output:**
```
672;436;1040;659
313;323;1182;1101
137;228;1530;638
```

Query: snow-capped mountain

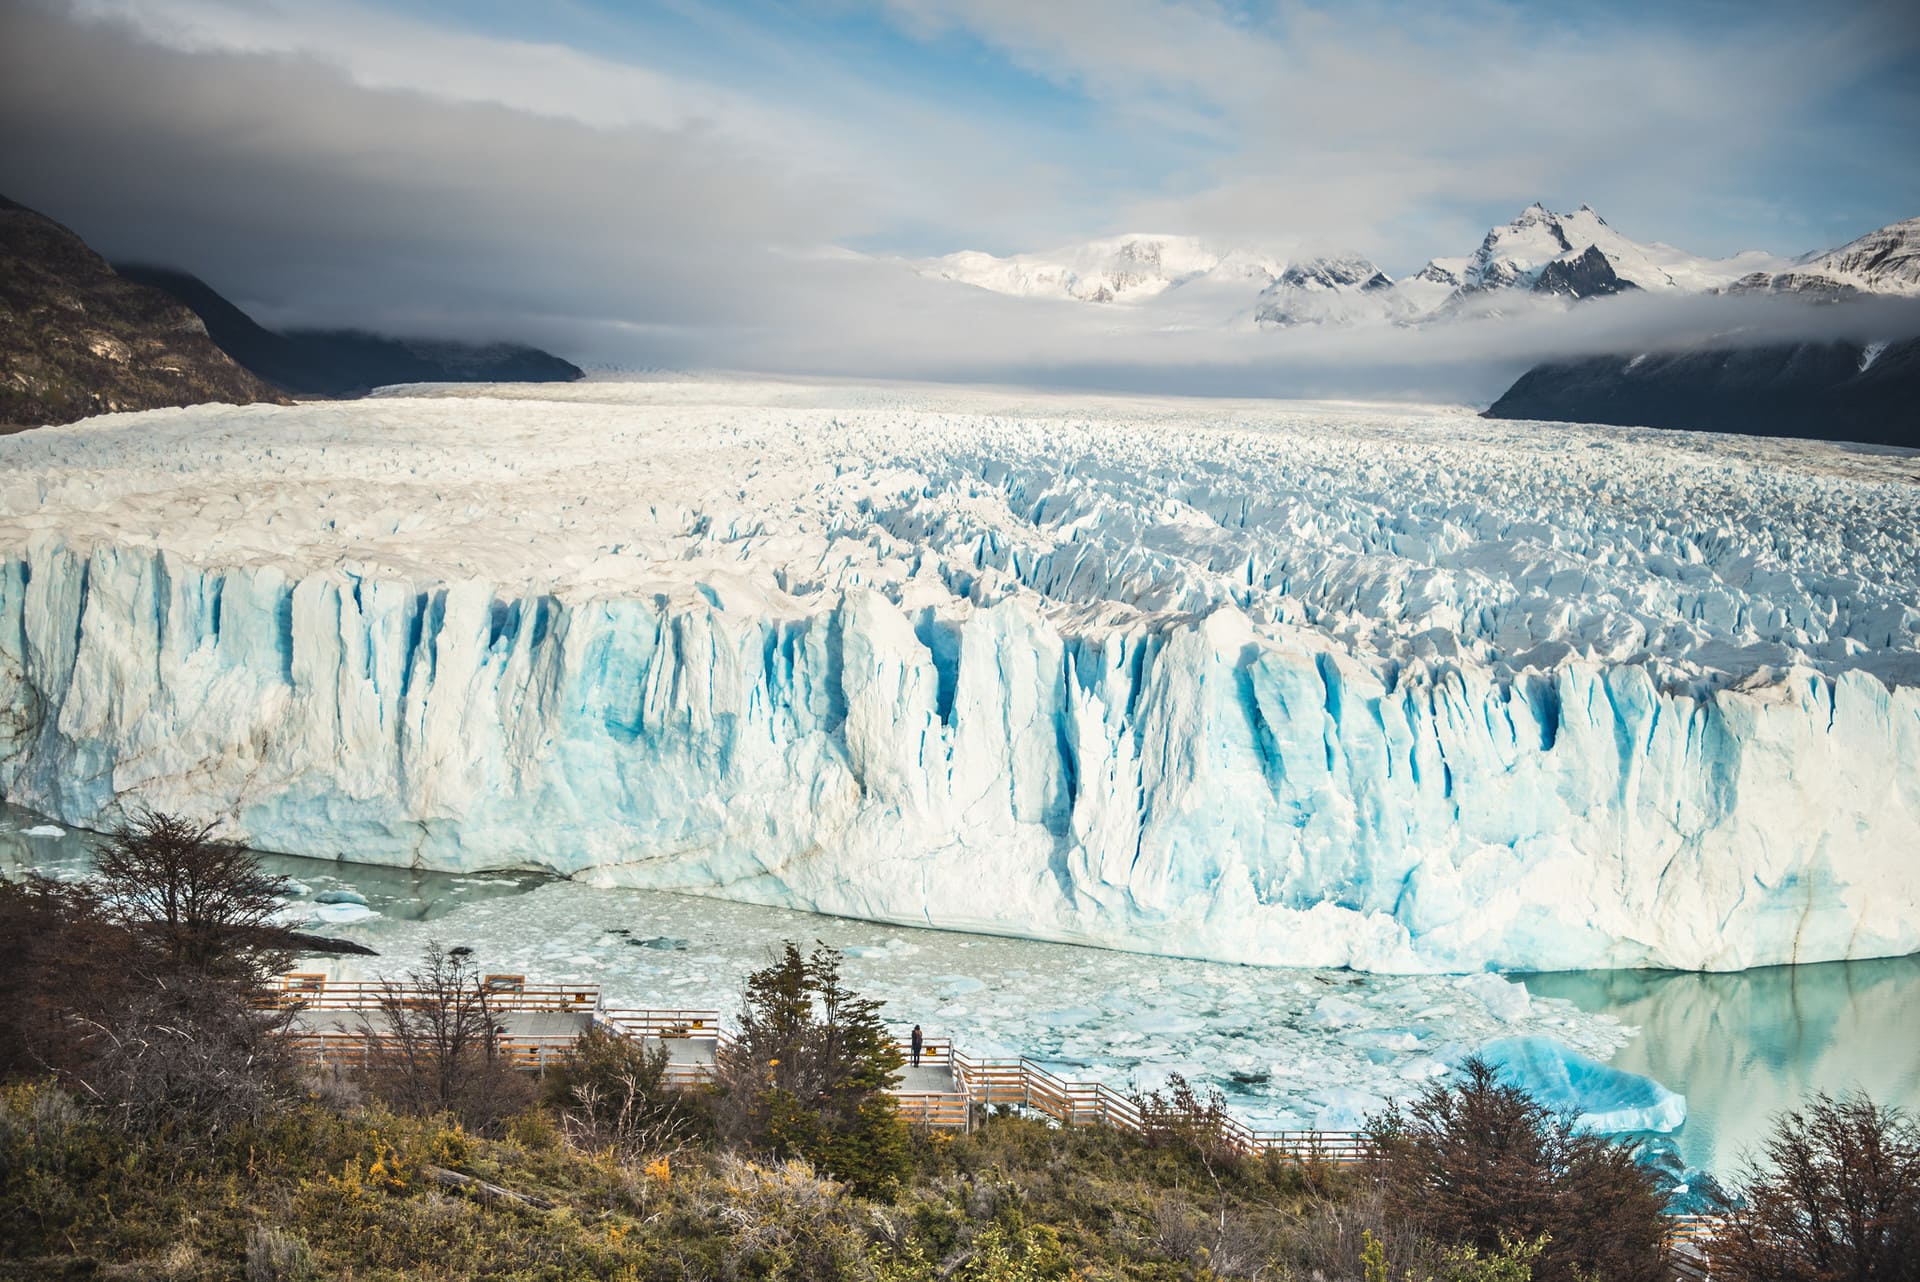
922;234;1281;304
1441;203;1783;297
915;203;1920;329
1723;216;1920;298
1252;256;1404;327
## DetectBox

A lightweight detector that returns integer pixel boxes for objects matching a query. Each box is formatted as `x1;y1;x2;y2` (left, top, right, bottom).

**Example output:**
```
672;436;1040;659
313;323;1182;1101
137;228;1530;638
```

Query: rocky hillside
0;195;283;430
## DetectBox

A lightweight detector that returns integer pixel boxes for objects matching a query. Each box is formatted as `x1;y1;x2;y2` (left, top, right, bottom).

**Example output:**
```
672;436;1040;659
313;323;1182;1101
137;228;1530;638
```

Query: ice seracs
1;379;1916;975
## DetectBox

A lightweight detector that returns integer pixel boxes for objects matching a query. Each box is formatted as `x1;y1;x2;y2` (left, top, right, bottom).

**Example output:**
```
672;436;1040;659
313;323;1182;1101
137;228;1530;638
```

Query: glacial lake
7;804;1915;1184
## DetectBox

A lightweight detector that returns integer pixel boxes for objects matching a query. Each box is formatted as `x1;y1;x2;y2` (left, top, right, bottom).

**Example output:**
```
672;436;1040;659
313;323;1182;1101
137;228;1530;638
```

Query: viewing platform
267;973;1316;1149
265;971;1722;1261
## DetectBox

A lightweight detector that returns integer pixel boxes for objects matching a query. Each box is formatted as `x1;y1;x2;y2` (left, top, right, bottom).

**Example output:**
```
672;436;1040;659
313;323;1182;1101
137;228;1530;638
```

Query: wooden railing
283;1029;585;1071
599;1008;726;1039
904;1037;954;1065
951;1055;1372;1161
1665;1216;1722;1243
262;975;602;1013
893;1092;971;1129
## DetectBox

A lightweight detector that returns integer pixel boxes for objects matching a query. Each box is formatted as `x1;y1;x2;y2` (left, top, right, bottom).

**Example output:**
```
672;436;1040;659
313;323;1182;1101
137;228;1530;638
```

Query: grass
0;1078;1381;1282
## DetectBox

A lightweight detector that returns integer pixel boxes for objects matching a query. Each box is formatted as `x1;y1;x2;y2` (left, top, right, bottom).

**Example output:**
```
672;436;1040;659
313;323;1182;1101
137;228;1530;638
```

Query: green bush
543;1023;701;1157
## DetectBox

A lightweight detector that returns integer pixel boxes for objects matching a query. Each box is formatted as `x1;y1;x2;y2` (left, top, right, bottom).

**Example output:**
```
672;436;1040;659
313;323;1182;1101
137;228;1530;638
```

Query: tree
0;872;297;1135
1711;1092;1920;1281
1366;1057;1670;1282
0;876;135;1077
93;809;292;980
357;943;531;1131
715;942;909;1197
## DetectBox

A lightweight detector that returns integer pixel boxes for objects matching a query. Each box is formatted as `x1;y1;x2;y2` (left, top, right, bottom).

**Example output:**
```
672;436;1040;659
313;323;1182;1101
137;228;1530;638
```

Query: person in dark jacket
910;1024;923;1068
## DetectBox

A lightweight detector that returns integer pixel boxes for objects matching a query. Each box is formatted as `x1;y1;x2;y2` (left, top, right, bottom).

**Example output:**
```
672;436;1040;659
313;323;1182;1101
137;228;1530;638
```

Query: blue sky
293;0;1918;263
2;0;1916;386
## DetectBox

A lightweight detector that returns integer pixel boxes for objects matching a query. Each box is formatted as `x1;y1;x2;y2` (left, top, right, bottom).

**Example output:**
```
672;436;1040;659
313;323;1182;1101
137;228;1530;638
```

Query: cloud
876;0;1920;262
1;0;1915;404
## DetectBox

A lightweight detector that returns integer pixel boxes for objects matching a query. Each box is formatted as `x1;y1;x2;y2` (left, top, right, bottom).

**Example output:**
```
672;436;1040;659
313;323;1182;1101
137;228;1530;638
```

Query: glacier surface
1;378;1917;972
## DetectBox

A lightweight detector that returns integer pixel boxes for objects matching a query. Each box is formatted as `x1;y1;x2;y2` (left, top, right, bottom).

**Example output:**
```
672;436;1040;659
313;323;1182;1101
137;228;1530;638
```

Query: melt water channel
7;805;1916;1201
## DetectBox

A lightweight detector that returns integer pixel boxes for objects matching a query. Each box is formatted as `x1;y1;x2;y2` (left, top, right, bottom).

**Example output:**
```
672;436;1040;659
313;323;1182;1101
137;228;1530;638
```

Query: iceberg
1;380;1916;973
1481;1035;1686;1134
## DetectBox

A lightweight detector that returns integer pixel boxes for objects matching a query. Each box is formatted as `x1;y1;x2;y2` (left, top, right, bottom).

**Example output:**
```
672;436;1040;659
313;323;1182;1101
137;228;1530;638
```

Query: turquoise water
1524;958;1920;1178
6;804;1915;1177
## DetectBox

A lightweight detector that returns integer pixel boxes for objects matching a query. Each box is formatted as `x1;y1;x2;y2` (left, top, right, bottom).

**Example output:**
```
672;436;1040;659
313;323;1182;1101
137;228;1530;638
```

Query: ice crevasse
0;388;1917;974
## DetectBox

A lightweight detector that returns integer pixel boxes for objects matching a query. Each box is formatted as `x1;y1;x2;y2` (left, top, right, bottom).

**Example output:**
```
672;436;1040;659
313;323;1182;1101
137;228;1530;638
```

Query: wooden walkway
268;972;1724;1260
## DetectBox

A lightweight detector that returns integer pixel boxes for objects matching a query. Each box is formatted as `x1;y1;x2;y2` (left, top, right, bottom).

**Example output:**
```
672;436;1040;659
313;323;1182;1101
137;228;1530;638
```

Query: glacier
1;378;1917;973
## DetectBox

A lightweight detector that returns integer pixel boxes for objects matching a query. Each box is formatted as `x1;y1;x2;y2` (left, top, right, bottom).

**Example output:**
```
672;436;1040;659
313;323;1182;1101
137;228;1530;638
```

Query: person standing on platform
910;1024;924;1068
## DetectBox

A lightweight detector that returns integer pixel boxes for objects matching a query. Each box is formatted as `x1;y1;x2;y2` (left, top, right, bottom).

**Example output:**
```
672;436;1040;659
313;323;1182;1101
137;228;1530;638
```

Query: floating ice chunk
840;945;890;958
1310;997;1371;1029
1397;1056;1450;1081
1457;973;1533;1022
1482;1036;1686;1134
1342;1028;1423;1052
314;889;369;906
1034;1006;1099;1027
23;825;65;838
281;881;312;896
309;902;378;925
1312;1088;1384;1130
1127;1010;1206;1035
936;976;985;995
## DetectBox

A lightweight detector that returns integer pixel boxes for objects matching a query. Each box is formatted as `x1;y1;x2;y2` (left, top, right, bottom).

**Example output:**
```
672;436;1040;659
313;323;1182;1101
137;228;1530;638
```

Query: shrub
1132;1071;1243;1170
1366;1056;1670;1282
715;942;910;1198
545;1022;700;1157
1711;1091;1920;1281
354;943;534;1133
244;1225;320;1282
699;1153;872;1281
77;968;300;1136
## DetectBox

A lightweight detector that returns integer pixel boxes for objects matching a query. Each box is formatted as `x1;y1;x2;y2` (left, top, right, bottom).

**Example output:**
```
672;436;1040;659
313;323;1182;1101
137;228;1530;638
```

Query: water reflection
0;805;542;925
1524;958;1920;1175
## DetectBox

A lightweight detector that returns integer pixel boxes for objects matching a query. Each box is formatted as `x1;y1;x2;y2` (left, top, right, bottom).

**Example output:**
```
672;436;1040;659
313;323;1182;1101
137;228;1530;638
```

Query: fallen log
423;1165;555;1211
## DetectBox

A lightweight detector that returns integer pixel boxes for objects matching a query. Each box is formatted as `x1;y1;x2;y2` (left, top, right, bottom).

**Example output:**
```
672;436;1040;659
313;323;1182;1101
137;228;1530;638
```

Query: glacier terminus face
0;378;1915;973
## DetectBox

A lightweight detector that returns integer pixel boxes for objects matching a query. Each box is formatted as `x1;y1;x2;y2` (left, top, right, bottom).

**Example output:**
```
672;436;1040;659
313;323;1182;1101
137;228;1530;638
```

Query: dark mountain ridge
115;264;583;397
1485;338;1920;449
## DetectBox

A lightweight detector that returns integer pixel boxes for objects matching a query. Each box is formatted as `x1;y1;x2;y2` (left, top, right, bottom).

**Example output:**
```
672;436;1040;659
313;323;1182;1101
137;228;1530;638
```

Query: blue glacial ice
1482;1035;1686;1134
0;380;1917;973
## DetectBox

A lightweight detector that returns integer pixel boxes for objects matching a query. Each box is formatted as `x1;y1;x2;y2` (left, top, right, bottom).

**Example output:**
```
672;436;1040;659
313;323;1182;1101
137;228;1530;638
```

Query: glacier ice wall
1;384;1917;972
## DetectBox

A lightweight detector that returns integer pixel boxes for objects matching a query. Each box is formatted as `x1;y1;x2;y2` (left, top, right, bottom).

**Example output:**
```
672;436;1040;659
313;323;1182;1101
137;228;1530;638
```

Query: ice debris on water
308;877;1647;1131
